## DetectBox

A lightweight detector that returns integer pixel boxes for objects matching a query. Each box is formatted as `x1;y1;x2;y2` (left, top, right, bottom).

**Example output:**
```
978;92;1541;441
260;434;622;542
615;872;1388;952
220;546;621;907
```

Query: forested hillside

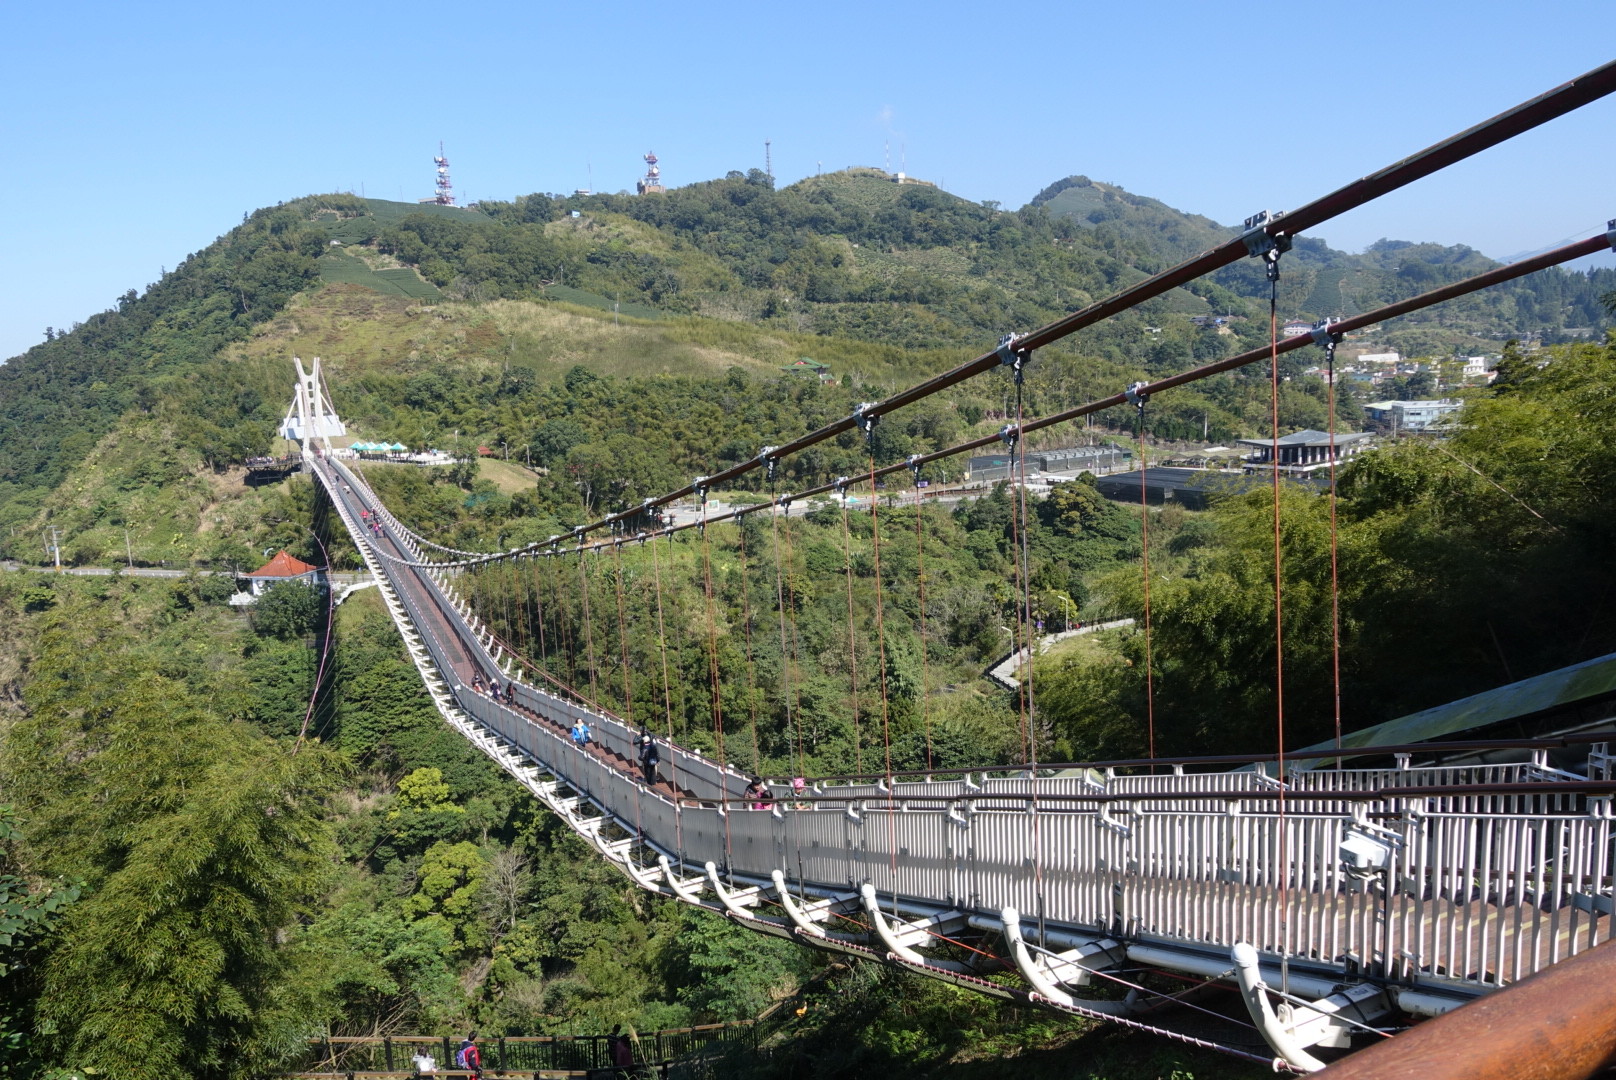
1032;174;1616;352
3;169;1615;1080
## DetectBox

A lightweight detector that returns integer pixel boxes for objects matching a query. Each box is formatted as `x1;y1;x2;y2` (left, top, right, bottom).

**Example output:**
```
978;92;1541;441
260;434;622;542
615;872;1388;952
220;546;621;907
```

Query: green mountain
4;167;1616;1080
1030;173;1616;351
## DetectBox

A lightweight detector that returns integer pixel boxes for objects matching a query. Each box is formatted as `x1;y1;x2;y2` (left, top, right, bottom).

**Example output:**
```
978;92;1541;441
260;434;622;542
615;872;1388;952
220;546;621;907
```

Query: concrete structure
1363;399;1463;433
1236;429;1374;475
968;444;1130;482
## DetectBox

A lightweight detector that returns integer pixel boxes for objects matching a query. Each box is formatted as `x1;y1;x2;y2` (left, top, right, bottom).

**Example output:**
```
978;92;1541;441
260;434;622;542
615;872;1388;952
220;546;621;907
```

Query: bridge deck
313;453;1616;1045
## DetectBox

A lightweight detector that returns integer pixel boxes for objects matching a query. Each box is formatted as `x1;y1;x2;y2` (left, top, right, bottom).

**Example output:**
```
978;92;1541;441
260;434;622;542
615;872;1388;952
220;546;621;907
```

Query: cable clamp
776;493;794;515
1242;210;1292;281
1241;210;1293;258
906;453;924;482
1124;381;1150;408
998;424;1019;449
1607;218;1616;253
997;333;1033;383
758;445;780;481
853;403;881;444
693;476;710;504
1309;318;1343;347
833;475;851;493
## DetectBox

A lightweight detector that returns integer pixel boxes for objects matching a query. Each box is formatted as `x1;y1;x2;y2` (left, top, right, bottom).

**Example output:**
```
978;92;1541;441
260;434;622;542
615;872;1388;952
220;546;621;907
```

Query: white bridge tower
279;356;347;453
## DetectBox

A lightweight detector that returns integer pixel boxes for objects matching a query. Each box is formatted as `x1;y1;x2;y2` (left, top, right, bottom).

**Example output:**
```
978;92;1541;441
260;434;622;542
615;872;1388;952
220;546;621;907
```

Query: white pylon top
279;356;347;449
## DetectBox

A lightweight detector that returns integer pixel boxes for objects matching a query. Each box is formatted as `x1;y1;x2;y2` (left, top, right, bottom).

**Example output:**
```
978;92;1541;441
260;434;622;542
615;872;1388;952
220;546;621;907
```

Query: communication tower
765;139;772;183
636;151;664;195
425;142;455;206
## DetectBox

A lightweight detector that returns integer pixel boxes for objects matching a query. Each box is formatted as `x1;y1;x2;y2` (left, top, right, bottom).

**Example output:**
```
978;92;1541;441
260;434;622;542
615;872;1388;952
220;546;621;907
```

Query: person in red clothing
606;1024;634;1076
454;1032;483;1077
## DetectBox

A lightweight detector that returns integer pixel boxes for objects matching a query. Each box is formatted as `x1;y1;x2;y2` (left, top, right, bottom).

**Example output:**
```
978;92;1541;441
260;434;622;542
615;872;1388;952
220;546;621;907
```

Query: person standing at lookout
606;1024;634;1076
636;727;660;786
454;1032;482;1078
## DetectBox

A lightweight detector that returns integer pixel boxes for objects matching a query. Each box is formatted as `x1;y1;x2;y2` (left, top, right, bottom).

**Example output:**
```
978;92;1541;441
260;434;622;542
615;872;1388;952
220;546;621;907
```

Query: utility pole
46;526;61;571
124;528;134;568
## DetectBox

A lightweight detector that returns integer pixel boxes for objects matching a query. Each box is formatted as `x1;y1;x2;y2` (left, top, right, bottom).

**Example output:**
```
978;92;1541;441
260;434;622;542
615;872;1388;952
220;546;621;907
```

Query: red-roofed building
244;549;323;596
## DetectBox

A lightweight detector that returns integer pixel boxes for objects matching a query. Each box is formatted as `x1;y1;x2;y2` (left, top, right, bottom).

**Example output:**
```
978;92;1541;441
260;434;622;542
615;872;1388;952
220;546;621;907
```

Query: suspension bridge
278;60;1616;1075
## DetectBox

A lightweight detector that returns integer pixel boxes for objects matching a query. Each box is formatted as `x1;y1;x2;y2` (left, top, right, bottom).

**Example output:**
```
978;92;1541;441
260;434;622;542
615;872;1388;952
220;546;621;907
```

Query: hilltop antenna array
425;142;455;206
765;139;772;183
637;151;664;195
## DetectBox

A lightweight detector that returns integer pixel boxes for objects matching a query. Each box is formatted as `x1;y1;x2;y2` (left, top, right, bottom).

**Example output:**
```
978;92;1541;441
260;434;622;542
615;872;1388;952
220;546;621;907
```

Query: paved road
1;561;372;584
986;618;1136;690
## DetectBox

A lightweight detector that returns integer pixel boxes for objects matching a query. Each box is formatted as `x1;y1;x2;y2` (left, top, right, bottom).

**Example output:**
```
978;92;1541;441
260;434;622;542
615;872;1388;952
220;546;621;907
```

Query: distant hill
1027;174;1616;352
1029;175;1235;265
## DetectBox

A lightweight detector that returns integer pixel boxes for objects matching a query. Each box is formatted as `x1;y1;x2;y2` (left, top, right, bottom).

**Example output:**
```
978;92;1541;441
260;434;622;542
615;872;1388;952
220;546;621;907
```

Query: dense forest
2;170;1615;1079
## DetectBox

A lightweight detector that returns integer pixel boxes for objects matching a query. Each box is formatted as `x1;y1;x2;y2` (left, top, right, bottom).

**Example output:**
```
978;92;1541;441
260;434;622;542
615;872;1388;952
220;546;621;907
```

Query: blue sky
3;0;1611;362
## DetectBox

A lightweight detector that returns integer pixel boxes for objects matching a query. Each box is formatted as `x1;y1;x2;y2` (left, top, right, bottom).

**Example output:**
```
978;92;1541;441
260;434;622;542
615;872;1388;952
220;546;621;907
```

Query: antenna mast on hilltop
637;151;664;195
765;139;772;183
428;143;456;206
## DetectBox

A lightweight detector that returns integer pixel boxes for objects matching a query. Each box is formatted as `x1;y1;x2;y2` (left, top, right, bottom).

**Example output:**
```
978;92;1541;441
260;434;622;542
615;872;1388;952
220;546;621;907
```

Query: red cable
1268;274;1291;976
1006;451;1029;764
578;555;600;704
1013;387;1038;762
531;557;548;680
698;506;727;770
776;512;808;777
867;457;898;889
840;494;864;773
611;542;634;725
736;525;763;775
1139;403;1155;761
1326;340;1344;753
648;535;682;794
915;488;933;770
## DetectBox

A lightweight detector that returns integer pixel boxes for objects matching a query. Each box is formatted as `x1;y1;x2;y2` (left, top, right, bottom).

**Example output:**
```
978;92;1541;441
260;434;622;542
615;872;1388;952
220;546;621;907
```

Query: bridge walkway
309;446;1616;1074
329;466;701;806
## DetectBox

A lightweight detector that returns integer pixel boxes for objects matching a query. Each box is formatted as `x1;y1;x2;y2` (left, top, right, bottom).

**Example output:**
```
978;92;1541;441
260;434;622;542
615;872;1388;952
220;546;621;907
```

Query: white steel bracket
1232;943;1392;1071
1001;907;1126;1007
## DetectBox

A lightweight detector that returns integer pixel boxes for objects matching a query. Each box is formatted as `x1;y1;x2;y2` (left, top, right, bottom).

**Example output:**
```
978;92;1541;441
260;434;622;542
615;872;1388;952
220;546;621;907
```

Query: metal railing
292;1022;754;1076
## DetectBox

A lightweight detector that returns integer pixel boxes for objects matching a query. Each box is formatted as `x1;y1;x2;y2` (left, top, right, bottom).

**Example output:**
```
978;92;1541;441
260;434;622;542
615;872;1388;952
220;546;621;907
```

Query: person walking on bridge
636;726;660;787
571;717;591;746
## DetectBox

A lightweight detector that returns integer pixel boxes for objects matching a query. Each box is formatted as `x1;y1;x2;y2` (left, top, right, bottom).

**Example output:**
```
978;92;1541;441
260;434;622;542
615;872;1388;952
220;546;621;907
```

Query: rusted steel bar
1314;939;1616;1080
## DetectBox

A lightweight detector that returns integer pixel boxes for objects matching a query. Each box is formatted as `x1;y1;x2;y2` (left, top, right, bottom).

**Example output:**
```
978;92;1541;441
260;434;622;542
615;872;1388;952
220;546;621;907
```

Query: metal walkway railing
312;455;1616;1072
